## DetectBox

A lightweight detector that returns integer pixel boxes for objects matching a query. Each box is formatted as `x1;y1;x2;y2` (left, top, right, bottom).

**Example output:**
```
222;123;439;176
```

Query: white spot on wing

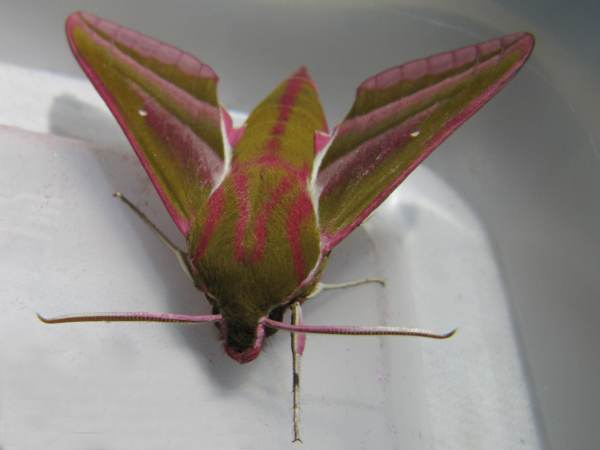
138;109;148;117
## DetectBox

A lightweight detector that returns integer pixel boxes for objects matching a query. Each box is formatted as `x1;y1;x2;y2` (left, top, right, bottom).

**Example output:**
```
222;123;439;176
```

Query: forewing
66;11;226;235
316;32;534;250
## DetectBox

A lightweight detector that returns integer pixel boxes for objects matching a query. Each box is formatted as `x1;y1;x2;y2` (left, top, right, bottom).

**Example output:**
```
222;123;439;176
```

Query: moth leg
113;192;193;281
307;278;385;299
290;301;306;443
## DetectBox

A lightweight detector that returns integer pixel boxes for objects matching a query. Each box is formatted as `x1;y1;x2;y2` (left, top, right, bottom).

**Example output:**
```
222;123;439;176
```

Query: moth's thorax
187;163;322;357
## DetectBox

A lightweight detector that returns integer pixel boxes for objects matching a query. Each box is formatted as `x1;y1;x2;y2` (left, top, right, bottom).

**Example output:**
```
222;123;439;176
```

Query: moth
40;11;534;442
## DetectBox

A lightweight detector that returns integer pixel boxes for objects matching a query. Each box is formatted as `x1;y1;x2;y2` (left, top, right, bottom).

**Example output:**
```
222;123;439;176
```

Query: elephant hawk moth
39;11;534;442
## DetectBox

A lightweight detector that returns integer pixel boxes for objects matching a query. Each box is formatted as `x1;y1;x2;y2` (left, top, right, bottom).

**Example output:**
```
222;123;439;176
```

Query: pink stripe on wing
318;104;439;195
321;33;534;251
131;83;223;185
79;11;218;79
359;32;527;92
339;45;516;143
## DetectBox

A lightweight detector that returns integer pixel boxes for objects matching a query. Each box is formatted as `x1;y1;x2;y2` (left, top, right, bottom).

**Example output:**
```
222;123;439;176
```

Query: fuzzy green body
187;68;329;351
188;165;321;350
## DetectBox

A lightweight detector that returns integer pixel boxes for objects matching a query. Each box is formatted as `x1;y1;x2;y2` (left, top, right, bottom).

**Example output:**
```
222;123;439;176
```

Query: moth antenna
36;311;222;324
263;318;456;339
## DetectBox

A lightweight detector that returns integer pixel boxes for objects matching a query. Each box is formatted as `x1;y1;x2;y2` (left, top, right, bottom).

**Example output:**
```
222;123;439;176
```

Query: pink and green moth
40;11;534;442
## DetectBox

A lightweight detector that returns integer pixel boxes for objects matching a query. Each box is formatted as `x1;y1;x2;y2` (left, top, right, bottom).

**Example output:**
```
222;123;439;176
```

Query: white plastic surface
0;70;538;448
2;2;599;449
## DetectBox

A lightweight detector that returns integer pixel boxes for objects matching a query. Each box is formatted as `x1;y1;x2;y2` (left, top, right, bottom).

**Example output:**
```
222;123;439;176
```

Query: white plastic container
1;2;598;449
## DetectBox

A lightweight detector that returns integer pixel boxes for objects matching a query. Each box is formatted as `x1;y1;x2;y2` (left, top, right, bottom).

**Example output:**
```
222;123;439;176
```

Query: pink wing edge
318;32;535;252
66;11;223;236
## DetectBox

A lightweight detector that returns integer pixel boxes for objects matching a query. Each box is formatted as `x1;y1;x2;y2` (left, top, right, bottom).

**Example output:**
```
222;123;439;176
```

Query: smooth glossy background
1;1;598;449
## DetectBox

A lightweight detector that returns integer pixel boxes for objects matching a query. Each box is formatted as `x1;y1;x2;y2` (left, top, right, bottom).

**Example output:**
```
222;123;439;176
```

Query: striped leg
307;278;385;299
114;192;193;281
290;301;305;443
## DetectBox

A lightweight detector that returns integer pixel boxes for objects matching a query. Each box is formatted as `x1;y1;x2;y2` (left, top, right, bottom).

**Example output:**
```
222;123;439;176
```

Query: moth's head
219;319;266;364
206;287;287;364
